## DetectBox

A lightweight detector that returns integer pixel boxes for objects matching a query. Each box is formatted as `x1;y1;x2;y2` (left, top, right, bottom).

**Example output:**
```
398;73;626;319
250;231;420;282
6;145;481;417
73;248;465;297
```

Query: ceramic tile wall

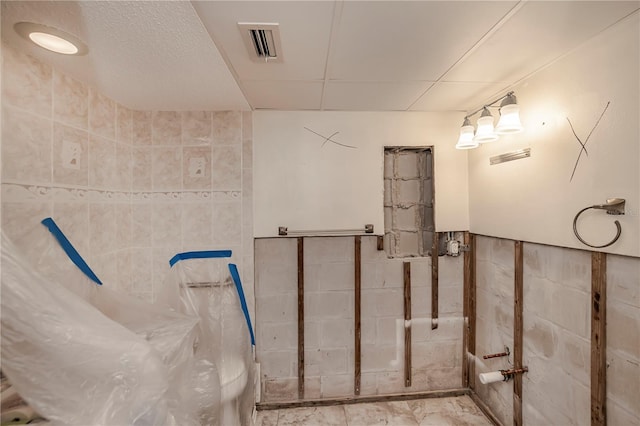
1;43;132;295
473;236;640;426
128;109;248;302
1;45;253;308
254;236;463;402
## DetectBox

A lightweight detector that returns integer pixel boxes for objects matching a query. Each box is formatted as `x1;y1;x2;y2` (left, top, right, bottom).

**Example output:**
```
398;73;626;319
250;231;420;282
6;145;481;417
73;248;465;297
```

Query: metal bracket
459;244;471;252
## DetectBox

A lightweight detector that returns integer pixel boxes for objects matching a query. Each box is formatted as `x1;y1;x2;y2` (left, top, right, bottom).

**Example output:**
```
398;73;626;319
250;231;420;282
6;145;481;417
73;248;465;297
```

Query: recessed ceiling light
14;22;88;56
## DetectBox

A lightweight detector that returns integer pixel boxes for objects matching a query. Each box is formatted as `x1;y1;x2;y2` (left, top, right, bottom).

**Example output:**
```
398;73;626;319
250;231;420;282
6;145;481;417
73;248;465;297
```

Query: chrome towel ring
572;198;625;248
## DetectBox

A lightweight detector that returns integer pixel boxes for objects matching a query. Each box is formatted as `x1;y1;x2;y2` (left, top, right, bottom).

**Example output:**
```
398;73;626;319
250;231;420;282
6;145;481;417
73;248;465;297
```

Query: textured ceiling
2;1;639;112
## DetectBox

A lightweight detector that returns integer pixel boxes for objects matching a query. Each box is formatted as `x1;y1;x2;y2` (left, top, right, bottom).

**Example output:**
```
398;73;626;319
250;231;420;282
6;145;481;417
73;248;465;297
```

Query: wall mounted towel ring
573;198;625;248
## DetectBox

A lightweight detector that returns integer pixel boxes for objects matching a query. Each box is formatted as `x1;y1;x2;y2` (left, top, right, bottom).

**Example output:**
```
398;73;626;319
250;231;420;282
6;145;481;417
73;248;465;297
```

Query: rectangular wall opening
383;147;434;258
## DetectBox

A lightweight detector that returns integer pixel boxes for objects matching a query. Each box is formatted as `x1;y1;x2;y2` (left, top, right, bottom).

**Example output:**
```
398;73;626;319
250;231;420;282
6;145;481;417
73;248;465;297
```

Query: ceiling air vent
238;23;283;63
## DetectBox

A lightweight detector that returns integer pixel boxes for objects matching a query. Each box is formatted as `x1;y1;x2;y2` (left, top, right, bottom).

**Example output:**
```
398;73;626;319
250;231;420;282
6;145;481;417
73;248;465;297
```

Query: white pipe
389;316;465;368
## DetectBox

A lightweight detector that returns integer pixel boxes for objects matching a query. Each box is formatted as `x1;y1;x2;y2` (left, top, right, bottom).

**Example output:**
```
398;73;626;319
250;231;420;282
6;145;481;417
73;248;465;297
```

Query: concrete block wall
254;237;299;400
255;235;463;402
474;236;515;425
606;254;640;425
383;149;434;258
304;237;355;398
473;235;640;426
521;243;591;425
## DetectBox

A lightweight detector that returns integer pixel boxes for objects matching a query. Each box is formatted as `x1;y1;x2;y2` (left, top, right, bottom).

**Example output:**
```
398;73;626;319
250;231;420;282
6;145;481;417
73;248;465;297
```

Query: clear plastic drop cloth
0;231;172;425
37;220;201;398
1;219;221;426
157;253;255;426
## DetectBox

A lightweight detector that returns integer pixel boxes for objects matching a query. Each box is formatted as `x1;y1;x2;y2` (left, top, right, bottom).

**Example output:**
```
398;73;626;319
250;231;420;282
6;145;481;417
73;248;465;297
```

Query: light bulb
29;32;78;55
473;109;499;143
496;103;523;134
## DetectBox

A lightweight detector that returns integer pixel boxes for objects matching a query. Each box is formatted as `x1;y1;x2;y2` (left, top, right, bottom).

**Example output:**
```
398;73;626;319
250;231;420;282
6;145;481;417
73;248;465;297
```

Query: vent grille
238;23;283;63
249;29;276;58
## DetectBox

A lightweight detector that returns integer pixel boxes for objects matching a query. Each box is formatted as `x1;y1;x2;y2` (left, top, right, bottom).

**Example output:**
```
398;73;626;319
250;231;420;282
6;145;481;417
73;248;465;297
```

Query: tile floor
255;395;493;426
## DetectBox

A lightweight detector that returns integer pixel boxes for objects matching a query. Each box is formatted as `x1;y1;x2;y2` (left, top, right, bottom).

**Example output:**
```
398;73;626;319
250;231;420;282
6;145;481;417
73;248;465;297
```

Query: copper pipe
483;351;509;360
500;367;529;380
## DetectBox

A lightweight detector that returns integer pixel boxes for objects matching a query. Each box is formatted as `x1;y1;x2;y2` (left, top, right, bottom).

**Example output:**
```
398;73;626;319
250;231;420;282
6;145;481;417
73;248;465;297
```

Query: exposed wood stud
514;241;524;426
431;232;439;330
462;232;477;388
468;234;477;391
404;261;412;387
297;237;305;399
377;235;384;251
354;236;362;395
591;252;607;426
256;388;470;411
462;232;476;390
462;232;470;388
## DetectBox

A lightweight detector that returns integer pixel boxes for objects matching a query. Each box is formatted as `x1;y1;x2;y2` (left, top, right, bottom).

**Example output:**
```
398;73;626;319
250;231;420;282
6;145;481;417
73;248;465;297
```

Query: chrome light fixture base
455;91;523;150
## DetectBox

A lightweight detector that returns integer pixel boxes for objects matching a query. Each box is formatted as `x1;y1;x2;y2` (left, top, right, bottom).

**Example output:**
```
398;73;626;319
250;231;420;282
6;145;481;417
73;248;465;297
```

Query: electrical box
446;239;460;257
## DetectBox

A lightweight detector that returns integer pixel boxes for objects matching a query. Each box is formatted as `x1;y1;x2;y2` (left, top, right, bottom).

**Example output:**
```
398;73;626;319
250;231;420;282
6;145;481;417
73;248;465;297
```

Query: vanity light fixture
456;91;523;150
14;22;88;55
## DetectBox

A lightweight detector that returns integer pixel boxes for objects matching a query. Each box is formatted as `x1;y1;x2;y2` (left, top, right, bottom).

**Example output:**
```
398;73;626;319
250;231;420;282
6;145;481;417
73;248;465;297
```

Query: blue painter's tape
169;250;232;267
41;217;103;286
229;263;255;346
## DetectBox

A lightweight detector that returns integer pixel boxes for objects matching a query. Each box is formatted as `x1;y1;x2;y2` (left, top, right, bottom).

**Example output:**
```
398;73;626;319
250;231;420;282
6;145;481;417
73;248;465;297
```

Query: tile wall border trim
2;183;240;203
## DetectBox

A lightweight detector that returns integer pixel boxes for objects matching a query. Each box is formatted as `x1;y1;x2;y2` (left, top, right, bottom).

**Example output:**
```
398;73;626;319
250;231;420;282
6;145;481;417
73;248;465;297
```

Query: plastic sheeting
158;253;255;426
1;231;173;425
0;220;227;425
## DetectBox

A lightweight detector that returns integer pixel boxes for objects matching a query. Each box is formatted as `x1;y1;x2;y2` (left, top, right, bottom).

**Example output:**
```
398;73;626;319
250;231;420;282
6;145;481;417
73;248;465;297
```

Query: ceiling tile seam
406;0;526;111
189;1;254;111
319;0;344;111
466;5;640;114
242;79;326;83
325;79;439;84
241;79;440;84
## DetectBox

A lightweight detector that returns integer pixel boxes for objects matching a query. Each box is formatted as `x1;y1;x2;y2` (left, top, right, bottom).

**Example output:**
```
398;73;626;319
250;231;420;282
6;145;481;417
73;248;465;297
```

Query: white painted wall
468;12;640;257
253;111;468;237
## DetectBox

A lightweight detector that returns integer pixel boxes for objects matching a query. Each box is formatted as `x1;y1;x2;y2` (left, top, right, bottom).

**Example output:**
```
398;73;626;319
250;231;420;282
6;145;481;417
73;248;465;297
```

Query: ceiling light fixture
456;91;523;150
14;22;88;56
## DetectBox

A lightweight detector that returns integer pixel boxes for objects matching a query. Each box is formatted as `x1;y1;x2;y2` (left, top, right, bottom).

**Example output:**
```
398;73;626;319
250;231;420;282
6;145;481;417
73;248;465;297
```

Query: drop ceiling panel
243;81;323;110
445;1;640;84
192;1;335;81
329;1;518;82
323;81;434;111
409;81;510;112
3;1;638;113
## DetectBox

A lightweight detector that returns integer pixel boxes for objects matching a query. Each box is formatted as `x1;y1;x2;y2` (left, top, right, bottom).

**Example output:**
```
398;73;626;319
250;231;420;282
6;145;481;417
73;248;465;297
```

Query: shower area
1;42;256;425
